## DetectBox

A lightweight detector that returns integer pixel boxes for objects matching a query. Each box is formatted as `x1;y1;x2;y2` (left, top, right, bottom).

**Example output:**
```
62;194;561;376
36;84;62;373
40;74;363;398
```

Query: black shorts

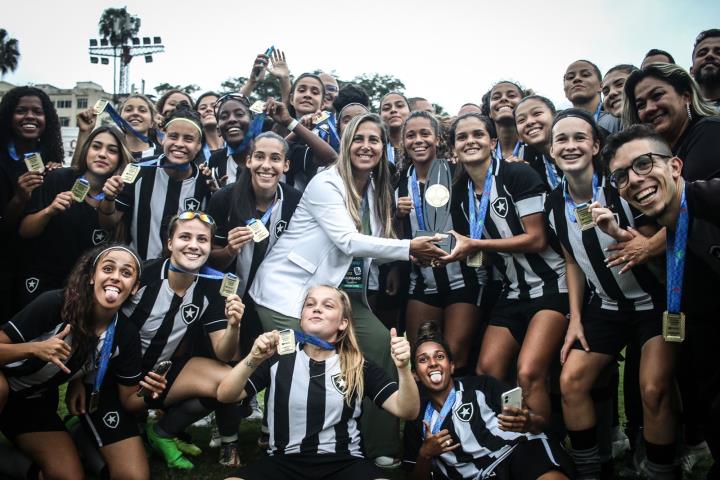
493;437;575;480
0;388;65;439
489;294;569;345
572;303;663;356
144;355;190;409
78;382;140;448
408;285;483;308
231;453;384;480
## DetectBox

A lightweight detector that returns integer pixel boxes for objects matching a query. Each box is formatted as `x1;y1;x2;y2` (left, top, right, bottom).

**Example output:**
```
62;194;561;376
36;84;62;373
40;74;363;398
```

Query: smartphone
137;360;172;398
502;386;522;410
264;45;275;57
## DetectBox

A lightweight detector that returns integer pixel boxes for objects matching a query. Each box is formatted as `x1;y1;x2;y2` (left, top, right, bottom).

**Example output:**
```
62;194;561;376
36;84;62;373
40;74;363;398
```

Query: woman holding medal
98;104;213;261
514;95;563;192
17;126;131;308
0;244;167;480
219;285;420;480
544;110;676;478
396;111;484;374
441;112;569;430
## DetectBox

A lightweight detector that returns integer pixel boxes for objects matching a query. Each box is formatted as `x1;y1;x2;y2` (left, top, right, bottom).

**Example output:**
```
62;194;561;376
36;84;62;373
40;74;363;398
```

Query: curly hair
161;103;205;145
0;86;64;164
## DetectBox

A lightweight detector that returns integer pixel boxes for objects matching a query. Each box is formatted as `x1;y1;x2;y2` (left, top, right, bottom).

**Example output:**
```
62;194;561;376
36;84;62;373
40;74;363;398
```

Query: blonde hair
335;114;396;239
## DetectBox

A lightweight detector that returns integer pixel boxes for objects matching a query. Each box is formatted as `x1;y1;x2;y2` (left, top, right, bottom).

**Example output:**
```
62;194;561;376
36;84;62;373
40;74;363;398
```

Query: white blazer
250;166;411;318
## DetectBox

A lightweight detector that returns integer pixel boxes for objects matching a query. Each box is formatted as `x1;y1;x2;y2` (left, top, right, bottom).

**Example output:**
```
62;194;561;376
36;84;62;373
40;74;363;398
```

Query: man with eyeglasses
319;72;339;112
595;124;720;478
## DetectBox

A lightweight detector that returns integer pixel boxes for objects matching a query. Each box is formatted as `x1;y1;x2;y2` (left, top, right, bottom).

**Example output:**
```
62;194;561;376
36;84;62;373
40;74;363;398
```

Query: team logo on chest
274;219;287;238
331;373;348;395
25;277;39;294
180;303;200;324
491;197;508;218
183;197;201;211
103;411;120;429
91;228;109;246
454;402;474;422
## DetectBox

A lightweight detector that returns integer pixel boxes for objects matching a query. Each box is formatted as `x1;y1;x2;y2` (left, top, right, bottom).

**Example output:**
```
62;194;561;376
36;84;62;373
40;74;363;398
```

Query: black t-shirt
285;140;318;191
520;144;563;193
674;116;720;182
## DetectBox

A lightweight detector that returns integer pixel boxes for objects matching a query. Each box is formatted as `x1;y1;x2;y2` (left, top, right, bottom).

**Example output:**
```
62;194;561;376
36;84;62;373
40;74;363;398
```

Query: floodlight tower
89;36;164;99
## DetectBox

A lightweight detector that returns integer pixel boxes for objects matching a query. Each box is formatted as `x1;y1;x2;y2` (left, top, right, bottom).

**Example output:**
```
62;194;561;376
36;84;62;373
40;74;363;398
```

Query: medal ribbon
494;141;522;160
227;113;265;156
313;112;341;152
98;102;151;144
294;330;336;350
168;263;224;280
468;160;494;240
563;173;599;223
593;101;602;122
666;186;688;314
543;155;560;189
245;196;277;227
92;316;117;397
422;388;457;437
134;155;191;172
386;144;395;165
410;167;427;231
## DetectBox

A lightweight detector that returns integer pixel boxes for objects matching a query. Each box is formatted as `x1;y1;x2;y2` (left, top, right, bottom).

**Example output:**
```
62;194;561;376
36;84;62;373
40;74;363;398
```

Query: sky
2;0;718;113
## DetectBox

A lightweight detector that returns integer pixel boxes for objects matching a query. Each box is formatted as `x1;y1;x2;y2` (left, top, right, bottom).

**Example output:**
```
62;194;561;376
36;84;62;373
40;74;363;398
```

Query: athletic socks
157;398;210;437
644;440;678;479
568;427;601;479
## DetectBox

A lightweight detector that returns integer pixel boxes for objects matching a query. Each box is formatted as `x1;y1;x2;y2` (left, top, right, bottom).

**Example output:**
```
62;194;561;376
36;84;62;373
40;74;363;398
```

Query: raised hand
33;324;72;374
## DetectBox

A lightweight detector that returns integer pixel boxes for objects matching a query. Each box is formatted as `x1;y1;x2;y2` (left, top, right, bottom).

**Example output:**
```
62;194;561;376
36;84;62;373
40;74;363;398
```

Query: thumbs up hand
390;327;411;370
33;324;73;373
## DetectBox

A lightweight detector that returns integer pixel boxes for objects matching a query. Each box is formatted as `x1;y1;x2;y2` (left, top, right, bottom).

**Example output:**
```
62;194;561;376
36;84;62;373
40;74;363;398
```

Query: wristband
287;119;299;132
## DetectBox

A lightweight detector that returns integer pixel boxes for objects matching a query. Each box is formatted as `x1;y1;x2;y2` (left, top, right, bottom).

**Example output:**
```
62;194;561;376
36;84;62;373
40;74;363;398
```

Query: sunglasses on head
177;211;215;225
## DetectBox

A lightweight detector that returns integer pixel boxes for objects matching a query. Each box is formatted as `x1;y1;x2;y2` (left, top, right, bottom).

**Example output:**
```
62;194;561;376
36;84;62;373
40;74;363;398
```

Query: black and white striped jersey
207;148;243;186
461;158;566;300
1;290;142;398
244;346;398;457
121;259;227;372
397;165;485;296
208;182;302;298
403;376;549;479
545;179;662;311
521;144;563;192
116;156;212;260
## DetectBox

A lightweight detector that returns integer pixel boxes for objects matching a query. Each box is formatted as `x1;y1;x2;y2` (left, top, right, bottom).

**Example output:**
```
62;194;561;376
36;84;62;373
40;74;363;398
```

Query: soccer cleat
680;441;710;474
145;423;194;470
219;442;243;468
173;436;202;457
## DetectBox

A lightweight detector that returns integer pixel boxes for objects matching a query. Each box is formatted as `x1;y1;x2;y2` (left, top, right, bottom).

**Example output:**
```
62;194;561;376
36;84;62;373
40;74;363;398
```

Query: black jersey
403;376;549;479
1;290;142;397
244;346;398;457
207;182;301;297
520;144;563;193
545;179;662;311
207;148;244;185
121;259;227;372
674;116;720;182
284;140;319;192
458;158;566;300
397;164;484;296
116;156;212;260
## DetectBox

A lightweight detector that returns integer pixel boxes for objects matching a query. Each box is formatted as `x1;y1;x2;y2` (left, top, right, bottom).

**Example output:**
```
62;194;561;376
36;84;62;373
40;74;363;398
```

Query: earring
687;103;692;121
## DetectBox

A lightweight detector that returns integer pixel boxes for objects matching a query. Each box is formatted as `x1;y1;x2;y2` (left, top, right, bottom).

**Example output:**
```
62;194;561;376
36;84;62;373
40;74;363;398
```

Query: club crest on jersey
183;197;201;211
103;411;120;429
180;303;200;324
274;220;287;238
91;228;109;246
331;373;348;395
709;245;720;259
454;402;474;422
25;277;39;294
491;197;508;218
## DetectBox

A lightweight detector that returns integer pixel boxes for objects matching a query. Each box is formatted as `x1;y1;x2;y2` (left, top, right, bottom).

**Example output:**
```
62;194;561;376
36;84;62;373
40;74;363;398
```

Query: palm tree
98;8;140;47
0;29;20;78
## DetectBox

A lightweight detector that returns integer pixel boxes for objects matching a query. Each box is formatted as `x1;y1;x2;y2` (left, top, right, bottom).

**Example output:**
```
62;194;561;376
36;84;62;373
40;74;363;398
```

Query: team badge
92;229;108;246
331;373;348;395
180;303;200;324
709;245;720;259
25;277;39;294
454;402;474;422
491;197;508;218
183;197;200;211
274;220;287;238
103;411;120;429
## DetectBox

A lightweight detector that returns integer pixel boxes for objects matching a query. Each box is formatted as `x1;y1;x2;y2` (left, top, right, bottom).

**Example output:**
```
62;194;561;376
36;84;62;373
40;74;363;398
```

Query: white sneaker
247;395;263;422
374;456;401;469
209;425;221;449
193;412;215;427
681;441;710;474
611;426;630;458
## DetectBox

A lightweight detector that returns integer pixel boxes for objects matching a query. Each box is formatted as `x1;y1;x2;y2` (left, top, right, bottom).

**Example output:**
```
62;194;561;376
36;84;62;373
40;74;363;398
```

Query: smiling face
12;95;46;143
217;99;251;147
380;94;410;130
246;137;289;193
453;116;495;166
121;97;153;134
515;98;554;148
692;36;720;87
414;341;454;393
403;116;438;165
292;77;323;117
86;132;121;178
550;116;599;176
162;92;192;117
91;250;139;310
167;218;212;272
300;286;348;342
349;120;384;175
338;104;368;136
633;76;690;143
564;61;602;105
489;82;522;125
162;119;202;165
602;70;630;117
196;95;219;129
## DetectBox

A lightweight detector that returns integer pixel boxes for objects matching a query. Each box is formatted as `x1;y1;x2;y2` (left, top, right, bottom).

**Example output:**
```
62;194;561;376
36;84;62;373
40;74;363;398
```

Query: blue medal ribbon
168;263;225;280
294;330;335;350
666;186;688;314
134;155;191;172
202;143;211;162
386;144;395;165
99;102;151;144
563;173;599;223
313;112;340;152
227;113;266;157
245;196;277;227
7;142;40;163
92;316;117;397
79;176;105;201
422;388;457;437
593;101;602;122
410;168;427;231
494;141;522;160
543;155;560;189
468;161;494;240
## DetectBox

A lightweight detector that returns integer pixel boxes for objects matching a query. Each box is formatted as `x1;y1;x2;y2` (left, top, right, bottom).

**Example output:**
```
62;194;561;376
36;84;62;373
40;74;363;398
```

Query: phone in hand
501;386;522;410
136;360;172;398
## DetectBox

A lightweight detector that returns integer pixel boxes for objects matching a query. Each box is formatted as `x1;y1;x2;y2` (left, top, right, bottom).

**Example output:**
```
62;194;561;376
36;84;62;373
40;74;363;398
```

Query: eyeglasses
324;85;339;94
177;211;215;225
609;152;670;189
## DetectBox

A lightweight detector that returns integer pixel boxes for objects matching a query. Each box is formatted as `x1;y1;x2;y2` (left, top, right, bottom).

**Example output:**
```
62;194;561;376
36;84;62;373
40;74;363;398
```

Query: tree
220;77;282;103
155;83;200;96
348;73;406;110
98;8;140;47
0;29;20;77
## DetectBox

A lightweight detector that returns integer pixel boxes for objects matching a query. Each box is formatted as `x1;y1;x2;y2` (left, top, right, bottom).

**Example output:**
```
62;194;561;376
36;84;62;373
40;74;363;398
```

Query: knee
559;368;589;402
517;364;545;391
641;379;670;414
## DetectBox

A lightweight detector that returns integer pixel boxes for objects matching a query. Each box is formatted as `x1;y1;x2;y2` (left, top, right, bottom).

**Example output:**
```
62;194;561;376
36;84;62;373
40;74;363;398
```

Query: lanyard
93;316;117;396
543;155;560;189
422;389;457;437
563;173;599;223
202;143;211;162
361;193;371;235
387;144;395;165
79;176;105;201
410;167;427;231
99;102;151;144
168;263;224;280
294;330;335;350
246;196;277;226
468;162;494;240
7;142;39;163
494;141;522;160
314;113;341;152
227;113;265;156
666;187;689;314
134;155;191;171
593;101;602;122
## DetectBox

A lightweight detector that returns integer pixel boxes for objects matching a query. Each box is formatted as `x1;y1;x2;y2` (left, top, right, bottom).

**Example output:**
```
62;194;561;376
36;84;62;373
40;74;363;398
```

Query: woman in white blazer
249;112;444;466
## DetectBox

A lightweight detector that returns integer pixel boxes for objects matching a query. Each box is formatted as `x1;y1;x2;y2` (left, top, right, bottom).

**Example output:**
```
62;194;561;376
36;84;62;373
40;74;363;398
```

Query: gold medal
220;273;239;297
24;153;45;173
314;111;330;124
425;184;450;208
575;204;595;231
248;219;270;242
121;163;141;184
71;178;91;202
662;311;685;342
93;99;109;115
277;329;296;355
249;100;266;114
467;251;484;267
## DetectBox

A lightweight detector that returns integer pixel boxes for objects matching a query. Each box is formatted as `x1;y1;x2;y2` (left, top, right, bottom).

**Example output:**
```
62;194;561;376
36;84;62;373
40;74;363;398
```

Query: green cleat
174;436;202;457
145;423;194;470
